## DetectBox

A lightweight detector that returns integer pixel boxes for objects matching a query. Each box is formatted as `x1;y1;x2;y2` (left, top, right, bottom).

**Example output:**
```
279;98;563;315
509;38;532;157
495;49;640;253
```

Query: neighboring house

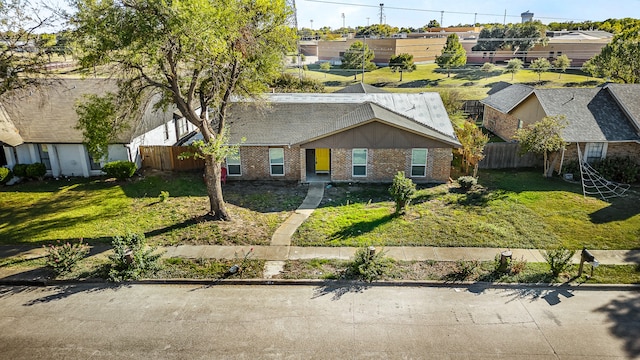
480;83;640;170
0;79;196;177
201;91;460;183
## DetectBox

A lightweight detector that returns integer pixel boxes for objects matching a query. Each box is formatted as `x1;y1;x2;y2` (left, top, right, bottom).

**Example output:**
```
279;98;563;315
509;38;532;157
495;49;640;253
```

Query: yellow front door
315;148;330;173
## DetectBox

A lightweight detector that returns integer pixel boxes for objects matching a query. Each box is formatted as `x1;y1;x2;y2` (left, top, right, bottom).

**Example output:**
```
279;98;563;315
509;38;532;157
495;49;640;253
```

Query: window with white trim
411;149;427;177
585;142;607;163
269;148;284;176
226;152;241;176
38;144;51;170
352;149;367;177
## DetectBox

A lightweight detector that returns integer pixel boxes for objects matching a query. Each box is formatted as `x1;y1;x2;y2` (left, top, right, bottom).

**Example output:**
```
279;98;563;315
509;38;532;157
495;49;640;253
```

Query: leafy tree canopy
340;41;376;73
514;115;567;177
72;0;295;220
435;34;466;77
529;57;551;81
582;26;640;83
355;24;399;37
388;53;416;81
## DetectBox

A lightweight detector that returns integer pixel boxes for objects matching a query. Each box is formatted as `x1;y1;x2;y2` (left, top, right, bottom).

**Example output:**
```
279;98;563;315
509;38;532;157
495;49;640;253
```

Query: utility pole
285;0;302;81
379;3;384;25
366;17;369;26
503;9;506;25
361;36;366;83
474;13;477;26
310;19;313;30
440;11;444;27
342;13;345;28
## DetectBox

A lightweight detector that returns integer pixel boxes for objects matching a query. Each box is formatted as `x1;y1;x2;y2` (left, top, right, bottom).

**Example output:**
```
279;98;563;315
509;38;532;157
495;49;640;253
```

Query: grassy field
297;63;604;99
0;172;307;246
292;170;640;250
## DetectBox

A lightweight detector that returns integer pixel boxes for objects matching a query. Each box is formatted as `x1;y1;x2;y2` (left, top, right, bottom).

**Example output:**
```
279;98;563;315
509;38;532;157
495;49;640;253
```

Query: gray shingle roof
535;88;640;142
604;83;640;133
225;93;459;146
480;84;534;113
0;79;175;145
333;83;389;93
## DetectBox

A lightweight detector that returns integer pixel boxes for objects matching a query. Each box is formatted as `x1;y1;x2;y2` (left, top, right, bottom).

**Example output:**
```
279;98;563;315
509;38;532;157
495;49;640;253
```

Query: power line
303;0;592;22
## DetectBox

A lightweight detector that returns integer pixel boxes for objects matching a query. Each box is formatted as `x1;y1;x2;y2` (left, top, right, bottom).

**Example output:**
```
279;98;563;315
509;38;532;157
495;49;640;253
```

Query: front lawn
0;172;307;246
292;170;640;250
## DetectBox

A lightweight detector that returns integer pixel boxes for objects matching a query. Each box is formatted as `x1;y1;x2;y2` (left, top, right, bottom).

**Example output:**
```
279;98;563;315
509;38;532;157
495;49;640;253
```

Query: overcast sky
295;0;640;29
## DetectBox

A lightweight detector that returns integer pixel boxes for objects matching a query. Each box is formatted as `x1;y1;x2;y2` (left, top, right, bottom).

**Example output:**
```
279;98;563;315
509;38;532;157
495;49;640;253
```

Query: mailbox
578;247;598;277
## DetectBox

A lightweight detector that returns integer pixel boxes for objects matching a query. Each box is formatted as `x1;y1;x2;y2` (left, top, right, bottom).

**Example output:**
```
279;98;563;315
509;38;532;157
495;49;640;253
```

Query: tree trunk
399;71;403;81
203;155;231;221
543;151;549;177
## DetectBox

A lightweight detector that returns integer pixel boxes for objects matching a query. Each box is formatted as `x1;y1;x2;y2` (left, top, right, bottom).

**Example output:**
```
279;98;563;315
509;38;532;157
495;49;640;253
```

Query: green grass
299;64;604;100
292;170;640;250
0;174;306;246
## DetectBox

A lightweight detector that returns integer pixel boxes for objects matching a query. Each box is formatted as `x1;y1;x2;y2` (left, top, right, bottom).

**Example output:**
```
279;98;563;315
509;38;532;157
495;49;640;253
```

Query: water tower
521;10;534;23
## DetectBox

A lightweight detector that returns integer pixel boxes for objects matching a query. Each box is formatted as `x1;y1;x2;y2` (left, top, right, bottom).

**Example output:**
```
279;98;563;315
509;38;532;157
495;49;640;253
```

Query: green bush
388;171;416;215
346;247;394;282
109;233;162;282
26;162;46;179
102;161;137;180
0;167;12;184
543;246;575;278
592;157;639;183
158;190;170;202
563;160;580;180
44;240;90;276
457;176;477;191
12;164;28;177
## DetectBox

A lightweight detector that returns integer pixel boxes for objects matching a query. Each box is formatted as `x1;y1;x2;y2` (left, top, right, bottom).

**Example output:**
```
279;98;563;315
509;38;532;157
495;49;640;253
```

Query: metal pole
361;36;366;83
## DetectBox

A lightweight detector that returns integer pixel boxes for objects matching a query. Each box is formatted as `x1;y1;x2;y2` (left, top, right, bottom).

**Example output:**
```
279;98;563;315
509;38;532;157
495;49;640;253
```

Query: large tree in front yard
435;34;466;77
514;115;567;178
72;0;295;220
455;121;489;178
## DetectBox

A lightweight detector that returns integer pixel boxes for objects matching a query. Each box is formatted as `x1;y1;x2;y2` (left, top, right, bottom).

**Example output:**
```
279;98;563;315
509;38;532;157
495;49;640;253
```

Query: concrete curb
2;277;639;292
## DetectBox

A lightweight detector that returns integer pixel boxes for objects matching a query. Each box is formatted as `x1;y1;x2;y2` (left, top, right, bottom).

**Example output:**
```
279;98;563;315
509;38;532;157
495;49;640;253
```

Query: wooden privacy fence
140;146;205;171
479;142;542;169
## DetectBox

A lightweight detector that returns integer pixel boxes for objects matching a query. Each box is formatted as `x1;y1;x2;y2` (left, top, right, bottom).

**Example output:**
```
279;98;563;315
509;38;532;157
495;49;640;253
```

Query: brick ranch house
188;90;461;183
480;83;640;172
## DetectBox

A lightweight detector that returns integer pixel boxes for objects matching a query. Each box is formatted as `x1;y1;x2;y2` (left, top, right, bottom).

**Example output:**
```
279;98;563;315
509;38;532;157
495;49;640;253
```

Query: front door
315;148;330;173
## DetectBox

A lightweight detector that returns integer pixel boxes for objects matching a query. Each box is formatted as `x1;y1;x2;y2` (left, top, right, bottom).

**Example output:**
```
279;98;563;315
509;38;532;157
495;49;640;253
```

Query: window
88;154;102;170
517;119;523;129
269;148;284;176
163;122;170;140
226;152;241;176
352;149;367;177
38;144;51;170
411;149;427;177
176;118;189;138
585;142;606;163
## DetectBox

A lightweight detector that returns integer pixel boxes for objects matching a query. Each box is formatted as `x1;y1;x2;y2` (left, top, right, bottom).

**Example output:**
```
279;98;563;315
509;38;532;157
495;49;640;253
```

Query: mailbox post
578;247;599;278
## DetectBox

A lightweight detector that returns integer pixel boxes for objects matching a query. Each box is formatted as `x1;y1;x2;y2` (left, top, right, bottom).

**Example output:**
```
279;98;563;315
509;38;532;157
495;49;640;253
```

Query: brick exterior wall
227;146;301;181
330;148;451;183
228;146;453;183
483;106;520;141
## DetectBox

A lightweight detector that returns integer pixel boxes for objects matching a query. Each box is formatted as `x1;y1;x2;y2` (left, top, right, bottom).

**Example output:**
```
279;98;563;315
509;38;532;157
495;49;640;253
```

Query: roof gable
480;84;534;113
604;83;640;133
226;93;459;147
533;88;640;142
333;83;389;93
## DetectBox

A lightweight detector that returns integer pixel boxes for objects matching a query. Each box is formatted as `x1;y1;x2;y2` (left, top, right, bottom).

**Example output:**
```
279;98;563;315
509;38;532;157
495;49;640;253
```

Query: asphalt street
0;283;638;359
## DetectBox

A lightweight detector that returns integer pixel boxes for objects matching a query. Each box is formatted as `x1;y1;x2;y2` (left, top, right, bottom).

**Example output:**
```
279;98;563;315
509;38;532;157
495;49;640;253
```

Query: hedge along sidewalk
2;245;638;265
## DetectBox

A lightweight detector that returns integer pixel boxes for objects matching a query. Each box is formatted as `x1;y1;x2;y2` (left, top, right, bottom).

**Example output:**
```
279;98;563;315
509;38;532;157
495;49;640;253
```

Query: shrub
563;160;580;181
102;160;136;180
109;233;162;281
158;191;170;202
346;247;394;282
0;167;12;184
44;240;90;276
543;246;575;278
26;162;46;179
388;171;416;215
457;176;477;191
454;259;479;280
12;164;28;177
592;157;639;183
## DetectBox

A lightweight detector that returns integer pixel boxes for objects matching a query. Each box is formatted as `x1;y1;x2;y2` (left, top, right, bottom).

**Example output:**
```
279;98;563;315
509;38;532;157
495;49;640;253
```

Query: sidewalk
1;244;638;265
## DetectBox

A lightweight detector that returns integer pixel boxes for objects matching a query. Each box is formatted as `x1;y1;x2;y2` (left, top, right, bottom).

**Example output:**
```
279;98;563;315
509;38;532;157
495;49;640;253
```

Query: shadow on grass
312;281;370;301
589;196;640;225
328;214;395;241
563;80;602;87
450;186;510;206
595;292;640;358
397;79;441;88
